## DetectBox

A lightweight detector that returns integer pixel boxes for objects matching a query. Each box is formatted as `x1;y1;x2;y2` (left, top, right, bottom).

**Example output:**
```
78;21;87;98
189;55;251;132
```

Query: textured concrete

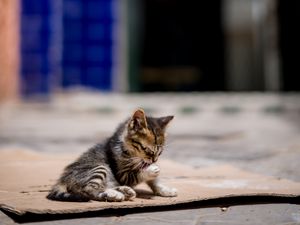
1;204;299;225
0;92;300;224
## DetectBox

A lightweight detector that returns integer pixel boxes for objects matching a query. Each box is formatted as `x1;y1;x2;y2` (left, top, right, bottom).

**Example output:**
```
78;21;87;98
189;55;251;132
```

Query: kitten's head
124;109;173;167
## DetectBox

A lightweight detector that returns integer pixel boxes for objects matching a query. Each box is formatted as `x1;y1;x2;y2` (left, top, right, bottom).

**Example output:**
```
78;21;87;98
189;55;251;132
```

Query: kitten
47;109;177;202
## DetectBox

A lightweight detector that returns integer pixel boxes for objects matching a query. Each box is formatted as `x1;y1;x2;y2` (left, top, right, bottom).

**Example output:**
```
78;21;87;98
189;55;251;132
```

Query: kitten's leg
83;181;126;202
79;166;125;202
143;164;160;181
144;164;177;197
114;186;136;200
96;186;136;202
147;179;177;197
97;189;125;202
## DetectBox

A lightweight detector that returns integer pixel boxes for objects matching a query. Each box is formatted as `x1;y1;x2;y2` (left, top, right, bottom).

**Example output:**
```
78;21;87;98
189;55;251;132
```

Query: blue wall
20;0;55;96
62;0;114;90
20;0;115;97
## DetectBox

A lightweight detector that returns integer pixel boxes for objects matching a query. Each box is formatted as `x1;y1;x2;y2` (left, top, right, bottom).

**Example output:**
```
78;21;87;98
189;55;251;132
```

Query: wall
0;0;19;102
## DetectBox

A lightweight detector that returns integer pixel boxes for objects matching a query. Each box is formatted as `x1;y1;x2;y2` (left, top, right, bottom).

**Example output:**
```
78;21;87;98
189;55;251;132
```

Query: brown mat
0;149;300;216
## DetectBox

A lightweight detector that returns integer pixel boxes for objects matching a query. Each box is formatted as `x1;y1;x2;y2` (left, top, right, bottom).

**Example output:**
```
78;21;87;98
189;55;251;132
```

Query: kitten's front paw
155;185;177;197
144;164;160;180
98;189;125;202
115;186;136;200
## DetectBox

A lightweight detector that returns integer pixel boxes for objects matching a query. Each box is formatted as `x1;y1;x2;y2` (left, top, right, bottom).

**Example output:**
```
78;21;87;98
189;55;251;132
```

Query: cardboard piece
0;149;300;216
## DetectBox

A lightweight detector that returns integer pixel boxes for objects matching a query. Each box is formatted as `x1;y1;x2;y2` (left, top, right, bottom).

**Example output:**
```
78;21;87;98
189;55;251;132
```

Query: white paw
98;189;125;202
144;164;160;180
115;186;136;200
156;185;177;197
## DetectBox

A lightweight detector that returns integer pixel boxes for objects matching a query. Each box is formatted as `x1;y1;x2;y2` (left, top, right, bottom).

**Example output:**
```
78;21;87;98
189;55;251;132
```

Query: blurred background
1;0;300;101
1;2;300;223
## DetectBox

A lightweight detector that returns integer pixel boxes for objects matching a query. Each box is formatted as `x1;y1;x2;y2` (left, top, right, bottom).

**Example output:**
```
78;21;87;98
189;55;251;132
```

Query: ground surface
1;92;300;225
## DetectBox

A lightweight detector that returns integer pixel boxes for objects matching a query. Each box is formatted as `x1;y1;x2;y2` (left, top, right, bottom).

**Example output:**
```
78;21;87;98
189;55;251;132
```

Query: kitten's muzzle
141;162;151;170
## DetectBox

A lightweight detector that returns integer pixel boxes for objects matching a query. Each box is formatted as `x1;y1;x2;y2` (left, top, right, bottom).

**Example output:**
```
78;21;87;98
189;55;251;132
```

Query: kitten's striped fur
47;109;177;202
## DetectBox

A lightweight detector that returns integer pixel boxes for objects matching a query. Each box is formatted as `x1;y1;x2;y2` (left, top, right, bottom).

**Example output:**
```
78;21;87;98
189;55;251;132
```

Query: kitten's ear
128;109;148;133
158;115;174;129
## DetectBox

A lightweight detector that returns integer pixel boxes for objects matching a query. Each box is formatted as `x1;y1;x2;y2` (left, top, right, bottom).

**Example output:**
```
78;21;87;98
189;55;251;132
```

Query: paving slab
0;93;300;224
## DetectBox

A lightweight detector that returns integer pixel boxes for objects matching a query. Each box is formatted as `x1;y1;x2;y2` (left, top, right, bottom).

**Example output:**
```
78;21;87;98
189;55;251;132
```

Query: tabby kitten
47;109;177;202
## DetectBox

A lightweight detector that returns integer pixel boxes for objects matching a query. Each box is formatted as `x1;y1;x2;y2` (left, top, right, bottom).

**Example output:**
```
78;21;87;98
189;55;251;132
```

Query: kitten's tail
47;184;89;202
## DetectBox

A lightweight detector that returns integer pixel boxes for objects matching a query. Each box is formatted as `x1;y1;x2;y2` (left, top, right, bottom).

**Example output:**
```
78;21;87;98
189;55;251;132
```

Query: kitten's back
47;144;108;201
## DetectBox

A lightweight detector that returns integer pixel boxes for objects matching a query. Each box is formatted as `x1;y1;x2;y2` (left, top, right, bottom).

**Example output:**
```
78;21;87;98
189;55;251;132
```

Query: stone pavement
1;92;300;224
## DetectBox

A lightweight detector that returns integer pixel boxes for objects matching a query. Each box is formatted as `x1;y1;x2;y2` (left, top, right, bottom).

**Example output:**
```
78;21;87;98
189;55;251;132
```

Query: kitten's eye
132;140;147;150
132;143;139;150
